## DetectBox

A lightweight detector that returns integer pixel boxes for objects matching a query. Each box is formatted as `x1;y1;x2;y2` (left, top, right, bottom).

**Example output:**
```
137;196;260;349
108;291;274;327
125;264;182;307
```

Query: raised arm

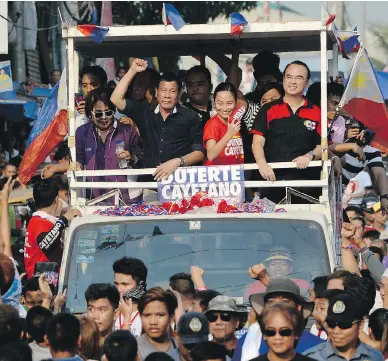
0;178;14;258
207;50;242;87
111;59;148;111
340;223;361;276
370;166;388;211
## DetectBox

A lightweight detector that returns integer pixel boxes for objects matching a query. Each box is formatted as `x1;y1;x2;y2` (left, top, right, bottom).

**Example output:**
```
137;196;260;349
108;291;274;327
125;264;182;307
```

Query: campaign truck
61;19;341;314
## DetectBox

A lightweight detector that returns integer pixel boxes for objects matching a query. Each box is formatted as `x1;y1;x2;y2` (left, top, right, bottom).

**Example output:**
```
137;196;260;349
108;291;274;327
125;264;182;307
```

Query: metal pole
320;29;328;161
67;36;77;206
335;1;345;29
11;1;26;82
360;1;366;47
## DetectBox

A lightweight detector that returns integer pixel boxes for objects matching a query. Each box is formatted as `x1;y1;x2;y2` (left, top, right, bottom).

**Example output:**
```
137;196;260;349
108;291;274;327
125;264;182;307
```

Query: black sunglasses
325;318;359;330
92;110;114;119
264;328;293;337
206;312;233;323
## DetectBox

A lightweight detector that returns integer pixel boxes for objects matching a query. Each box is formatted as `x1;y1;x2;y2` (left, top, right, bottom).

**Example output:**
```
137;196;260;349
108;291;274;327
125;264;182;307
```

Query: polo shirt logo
303;120;317;131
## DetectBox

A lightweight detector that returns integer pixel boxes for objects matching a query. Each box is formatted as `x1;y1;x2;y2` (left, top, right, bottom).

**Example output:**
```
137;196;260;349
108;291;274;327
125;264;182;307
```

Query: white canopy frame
63;21;338;207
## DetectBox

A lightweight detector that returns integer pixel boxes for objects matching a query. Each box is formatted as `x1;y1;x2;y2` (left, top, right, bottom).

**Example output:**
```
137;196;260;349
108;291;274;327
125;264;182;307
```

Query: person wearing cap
362;193;388;233
304;291;384;361
177;312;210;361
246;246;310;297
112;257;148;336
205;296;241;359
232;279;323;361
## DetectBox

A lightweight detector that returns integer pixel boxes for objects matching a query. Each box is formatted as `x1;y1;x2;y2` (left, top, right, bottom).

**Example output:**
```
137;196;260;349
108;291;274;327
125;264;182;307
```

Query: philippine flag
77;24;109;43
336;31;360;59
340;48;388;152
162;3;185;31
231;12;248;35
19;70;68;185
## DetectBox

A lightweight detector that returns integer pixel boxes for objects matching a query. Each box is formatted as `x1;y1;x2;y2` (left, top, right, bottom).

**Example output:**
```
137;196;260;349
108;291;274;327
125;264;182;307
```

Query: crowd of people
0;48;388;361
1;169;388;361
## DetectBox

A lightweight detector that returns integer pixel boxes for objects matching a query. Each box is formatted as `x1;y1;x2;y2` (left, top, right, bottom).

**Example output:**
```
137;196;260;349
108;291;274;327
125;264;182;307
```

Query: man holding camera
341;118;388;212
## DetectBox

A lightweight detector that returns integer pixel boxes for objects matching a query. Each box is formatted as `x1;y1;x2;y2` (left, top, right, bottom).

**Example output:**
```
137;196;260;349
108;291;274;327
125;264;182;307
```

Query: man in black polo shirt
251;61;322;202
111;59;205;181
184;66;215;125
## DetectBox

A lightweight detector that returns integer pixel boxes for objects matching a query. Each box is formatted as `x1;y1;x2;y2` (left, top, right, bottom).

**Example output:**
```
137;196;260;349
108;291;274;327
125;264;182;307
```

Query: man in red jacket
24;179;81;279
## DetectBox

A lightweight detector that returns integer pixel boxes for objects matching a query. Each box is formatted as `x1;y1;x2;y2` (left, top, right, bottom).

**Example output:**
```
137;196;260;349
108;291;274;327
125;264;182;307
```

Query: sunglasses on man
325;318;360;330
263;328;293;337
206;312;234;323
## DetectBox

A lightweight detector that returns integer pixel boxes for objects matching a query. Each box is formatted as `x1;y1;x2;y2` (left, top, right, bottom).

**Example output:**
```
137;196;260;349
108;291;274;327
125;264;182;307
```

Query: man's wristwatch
179;157;185;167
307;151;316;160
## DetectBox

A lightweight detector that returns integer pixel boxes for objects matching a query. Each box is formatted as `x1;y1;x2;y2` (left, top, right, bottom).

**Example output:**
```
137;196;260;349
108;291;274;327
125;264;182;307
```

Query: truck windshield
64;218;329;313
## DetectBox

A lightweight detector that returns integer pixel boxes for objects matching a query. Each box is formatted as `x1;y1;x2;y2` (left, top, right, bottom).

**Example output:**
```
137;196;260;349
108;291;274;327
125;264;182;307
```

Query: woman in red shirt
204;82;244;166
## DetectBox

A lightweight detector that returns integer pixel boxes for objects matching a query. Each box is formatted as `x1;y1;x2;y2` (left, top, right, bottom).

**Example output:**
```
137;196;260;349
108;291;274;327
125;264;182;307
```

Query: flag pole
338;46;364;109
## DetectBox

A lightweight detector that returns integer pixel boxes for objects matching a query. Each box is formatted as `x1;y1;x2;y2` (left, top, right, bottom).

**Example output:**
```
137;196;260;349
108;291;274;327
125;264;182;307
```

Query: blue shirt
232;330;324;361
303;340;384;361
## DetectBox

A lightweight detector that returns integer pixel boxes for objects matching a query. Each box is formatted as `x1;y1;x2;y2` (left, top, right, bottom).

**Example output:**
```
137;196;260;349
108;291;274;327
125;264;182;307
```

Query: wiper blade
96;241;117;252
113;234;146;250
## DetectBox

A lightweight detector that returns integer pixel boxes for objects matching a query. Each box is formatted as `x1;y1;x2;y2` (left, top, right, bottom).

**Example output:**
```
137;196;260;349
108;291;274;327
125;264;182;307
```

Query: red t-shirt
24;213;65;279
203;114;244;166
245;278;310;300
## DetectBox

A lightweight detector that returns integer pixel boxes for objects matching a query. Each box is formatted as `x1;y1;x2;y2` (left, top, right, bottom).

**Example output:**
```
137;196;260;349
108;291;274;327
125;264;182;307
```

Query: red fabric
203;115;244;166
344;98;388;150
231;25;244;35
364;225;376;232
19;109;68;185
245;278;310;299
323;14;336;26
24;216;54;279
77;24;96;37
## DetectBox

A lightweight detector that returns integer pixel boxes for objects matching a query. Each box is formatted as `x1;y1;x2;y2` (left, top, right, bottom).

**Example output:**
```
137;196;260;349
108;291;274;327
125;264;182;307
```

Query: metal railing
68;161;329;189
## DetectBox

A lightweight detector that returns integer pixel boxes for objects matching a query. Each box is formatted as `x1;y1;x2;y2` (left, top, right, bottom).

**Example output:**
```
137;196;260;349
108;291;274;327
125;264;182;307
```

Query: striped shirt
342;145;384;185
242;100;260;131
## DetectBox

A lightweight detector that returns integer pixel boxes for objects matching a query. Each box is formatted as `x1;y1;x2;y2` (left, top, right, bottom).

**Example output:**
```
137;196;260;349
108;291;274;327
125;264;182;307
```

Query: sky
284;1;387;30
276;1;388;71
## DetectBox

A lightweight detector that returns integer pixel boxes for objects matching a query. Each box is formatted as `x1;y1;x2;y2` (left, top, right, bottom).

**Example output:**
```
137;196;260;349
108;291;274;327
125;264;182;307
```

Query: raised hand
130;58;148;73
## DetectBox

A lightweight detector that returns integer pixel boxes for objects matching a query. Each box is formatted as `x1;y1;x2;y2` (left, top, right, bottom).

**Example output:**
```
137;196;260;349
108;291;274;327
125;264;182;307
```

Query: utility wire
1;1;90;32
0;14;60;31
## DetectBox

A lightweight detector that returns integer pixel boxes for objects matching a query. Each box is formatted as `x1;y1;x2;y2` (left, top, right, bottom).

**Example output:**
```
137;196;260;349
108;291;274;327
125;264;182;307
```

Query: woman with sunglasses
252;302;314;361
75;88;143;204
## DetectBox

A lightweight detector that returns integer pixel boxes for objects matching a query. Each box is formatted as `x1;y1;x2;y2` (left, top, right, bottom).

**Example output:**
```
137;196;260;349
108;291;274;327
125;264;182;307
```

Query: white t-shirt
4;149;19;162
310;323;328;340
342;170;372;206
114;311;142;337
241;322;262;361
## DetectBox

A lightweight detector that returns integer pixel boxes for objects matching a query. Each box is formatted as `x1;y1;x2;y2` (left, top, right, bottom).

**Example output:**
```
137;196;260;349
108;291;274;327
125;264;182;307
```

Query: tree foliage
371;25;388;70
110;2;257;26
106;1;257;72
